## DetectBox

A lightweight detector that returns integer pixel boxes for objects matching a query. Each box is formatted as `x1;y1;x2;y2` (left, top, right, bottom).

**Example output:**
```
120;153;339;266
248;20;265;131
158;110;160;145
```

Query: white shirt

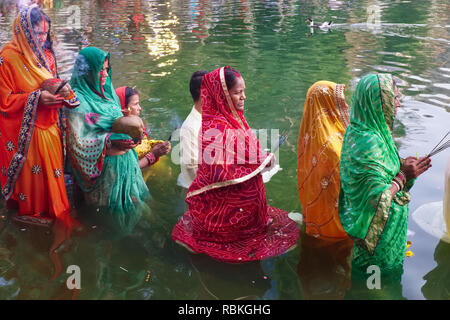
177;106;202;189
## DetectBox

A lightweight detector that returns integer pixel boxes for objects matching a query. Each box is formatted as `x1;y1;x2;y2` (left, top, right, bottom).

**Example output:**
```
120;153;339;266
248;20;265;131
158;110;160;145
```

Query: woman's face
229;76;246;111
33;19;49;48
100;59;109;86
394;84;401;115
127;94;142;116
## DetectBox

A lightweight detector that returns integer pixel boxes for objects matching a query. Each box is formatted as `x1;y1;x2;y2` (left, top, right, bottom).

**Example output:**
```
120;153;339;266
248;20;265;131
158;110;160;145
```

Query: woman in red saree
0;6;78;230
172;67;299;263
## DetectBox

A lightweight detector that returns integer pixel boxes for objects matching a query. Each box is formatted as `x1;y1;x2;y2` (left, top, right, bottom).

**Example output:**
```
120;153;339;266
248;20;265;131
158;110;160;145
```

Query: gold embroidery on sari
186;153;274;199
377;75;395;133
356;188;392;255
334;84;350;128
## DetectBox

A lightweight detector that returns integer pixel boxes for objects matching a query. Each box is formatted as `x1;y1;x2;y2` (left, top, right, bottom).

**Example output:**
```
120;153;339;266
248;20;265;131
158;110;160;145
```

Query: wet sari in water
172;67;299;263
297;81;350;240
66;47;149;236
0;7;77;229
338;73;414;270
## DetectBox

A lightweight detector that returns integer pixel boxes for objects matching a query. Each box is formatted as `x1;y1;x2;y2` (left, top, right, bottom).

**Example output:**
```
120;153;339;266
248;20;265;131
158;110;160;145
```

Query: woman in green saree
65;47;150;236
339;73;432;271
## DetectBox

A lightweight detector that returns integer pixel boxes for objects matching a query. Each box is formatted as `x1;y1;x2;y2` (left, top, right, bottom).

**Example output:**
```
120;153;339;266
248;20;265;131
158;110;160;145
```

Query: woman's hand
400;156;432;180
111;139;139;152
265;153;276;169
39;90;64;106
151;141;171;158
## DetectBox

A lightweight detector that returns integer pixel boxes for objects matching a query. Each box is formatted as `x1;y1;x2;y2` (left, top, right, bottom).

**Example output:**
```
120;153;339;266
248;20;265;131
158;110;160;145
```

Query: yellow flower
406;241;412;249
405;250;414;257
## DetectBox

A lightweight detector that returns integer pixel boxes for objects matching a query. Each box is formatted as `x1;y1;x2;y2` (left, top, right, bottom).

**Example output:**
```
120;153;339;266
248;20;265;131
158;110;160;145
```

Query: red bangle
145;152;156;165
393;177;404;191
396;170;407;185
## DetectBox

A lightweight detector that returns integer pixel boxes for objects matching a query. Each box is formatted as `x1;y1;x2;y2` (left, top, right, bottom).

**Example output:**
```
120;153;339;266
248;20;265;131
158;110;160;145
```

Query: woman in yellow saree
297;81;350;241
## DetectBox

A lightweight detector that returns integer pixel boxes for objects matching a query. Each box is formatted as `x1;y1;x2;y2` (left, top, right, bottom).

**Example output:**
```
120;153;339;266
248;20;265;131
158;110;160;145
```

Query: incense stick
427;130;450;157
272;129;288;153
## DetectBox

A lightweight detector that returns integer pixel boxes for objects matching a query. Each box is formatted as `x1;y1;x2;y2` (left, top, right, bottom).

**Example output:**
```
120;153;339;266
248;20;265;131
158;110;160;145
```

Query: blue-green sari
65;47;149;235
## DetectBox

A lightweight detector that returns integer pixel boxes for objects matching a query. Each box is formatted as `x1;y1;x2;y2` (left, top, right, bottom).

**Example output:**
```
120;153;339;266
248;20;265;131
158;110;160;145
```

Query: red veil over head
172;67;299;263
114;86;127;112
186;66;272;198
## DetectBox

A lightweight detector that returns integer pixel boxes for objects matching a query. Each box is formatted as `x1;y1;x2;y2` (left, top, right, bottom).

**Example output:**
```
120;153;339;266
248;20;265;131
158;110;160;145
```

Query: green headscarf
65;47;125;191
339;74;412;267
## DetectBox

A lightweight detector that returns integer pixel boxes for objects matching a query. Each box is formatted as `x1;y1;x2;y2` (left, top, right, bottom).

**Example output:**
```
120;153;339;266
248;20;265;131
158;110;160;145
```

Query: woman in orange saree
0;6;78;231
297;81;350;241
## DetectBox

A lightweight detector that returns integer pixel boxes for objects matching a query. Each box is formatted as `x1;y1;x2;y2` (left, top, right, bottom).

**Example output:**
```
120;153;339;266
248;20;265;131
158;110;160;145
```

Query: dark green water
0;0;449;300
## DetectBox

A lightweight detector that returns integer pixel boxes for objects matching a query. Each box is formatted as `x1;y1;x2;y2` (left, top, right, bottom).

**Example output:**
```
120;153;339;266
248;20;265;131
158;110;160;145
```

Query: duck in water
306;18;333;31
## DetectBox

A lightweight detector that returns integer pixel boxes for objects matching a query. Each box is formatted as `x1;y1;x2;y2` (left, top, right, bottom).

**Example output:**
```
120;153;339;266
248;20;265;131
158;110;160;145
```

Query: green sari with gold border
338;74;413;270
66;47;149;236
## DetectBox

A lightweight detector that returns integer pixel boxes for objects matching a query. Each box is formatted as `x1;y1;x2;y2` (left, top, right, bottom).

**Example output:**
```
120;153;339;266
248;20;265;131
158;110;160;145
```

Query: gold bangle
397;170;407;184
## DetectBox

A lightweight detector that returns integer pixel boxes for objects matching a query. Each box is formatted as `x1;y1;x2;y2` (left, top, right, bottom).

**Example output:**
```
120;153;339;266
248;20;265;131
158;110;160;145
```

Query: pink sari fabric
172;67;299;263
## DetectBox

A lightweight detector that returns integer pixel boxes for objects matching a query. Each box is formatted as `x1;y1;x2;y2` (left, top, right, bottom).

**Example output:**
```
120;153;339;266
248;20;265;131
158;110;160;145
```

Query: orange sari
297;81;350;240
0;8;73;229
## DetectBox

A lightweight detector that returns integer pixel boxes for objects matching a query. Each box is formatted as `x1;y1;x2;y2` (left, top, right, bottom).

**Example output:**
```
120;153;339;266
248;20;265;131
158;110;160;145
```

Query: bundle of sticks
427;131;450;157
272;128;288;153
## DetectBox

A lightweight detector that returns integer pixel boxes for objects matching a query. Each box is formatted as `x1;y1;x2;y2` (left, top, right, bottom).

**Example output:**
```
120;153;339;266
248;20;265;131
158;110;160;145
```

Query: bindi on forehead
34;21;49;33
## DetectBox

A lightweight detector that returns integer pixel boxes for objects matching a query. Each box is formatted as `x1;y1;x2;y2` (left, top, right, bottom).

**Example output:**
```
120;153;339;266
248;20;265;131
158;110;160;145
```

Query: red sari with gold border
172;67;299;263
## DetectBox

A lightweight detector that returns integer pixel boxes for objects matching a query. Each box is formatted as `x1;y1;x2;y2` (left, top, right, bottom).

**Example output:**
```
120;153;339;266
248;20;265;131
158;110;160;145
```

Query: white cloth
411;156;450;244
177;106;201;189
445;157;450;237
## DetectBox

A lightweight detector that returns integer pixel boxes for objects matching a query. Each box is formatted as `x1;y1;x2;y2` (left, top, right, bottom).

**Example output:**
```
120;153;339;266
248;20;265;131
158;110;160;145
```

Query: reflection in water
421;240;450;300
0;218;69;299
189;254;271;300
144;1;179;62
344;262;406;300
189;0;211;44
297;232;353;300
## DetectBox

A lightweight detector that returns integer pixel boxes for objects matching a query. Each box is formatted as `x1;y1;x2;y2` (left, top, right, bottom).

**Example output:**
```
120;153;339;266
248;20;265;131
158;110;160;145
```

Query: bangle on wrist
395;176;405;188
397;170;407;184
393;176;404;191
392;180;401;192
144;152;157;166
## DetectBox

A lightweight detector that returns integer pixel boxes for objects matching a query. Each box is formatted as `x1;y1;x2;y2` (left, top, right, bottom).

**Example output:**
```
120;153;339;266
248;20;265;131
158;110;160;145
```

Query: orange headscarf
297;81;350;241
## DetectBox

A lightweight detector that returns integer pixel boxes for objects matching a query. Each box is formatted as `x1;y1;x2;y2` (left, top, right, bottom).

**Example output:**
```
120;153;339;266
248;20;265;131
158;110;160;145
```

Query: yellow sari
297;81;350;240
